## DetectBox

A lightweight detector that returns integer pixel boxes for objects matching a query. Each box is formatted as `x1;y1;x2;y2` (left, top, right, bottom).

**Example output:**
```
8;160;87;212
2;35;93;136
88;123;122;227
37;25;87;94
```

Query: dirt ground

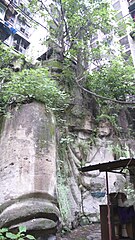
56;223;101;240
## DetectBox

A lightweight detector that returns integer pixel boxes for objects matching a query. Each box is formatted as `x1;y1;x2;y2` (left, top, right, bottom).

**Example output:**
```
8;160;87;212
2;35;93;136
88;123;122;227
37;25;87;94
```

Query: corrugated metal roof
80;158;135;172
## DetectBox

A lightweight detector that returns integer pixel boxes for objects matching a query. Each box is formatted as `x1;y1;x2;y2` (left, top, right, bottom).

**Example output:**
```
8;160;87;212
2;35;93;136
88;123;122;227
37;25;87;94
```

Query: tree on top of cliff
28;0;135;105
28;0;115;72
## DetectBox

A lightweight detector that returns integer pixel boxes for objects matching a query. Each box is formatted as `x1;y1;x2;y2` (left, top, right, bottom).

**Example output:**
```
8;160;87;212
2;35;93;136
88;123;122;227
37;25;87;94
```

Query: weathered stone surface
0;199;59;227
0;102;59;232
98;119;113;137
10;218;57;231
0;97;134;233
62;115;129;225
57;223;101;240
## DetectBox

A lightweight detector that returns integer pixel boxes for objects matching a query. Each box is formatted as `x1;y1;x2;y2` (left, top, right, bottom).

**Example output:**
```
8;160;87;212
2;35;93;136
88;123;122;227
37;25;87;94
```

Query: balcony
0;1;18;41
0;21;11;41
11;0;18;5
0;2;6;19
16;14;31;38
0;0;10;7
0;19;17;41
12;33;30;53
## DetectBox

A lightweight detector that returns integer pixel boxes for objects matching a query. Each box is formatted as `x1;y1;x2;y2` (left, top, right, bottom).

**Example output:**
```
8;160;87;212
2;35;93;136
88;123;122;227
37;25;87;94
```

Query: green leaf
26;235;36;240
5;232;18;239
19;226;26;233
0;236;5;240
0;228;8;233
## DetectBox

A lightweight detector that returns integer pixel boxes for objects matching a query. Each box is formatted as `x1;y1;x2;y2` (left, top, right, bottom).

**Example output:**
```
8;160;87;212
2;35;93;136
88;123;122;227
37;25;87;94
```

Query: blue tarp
0;21;17;41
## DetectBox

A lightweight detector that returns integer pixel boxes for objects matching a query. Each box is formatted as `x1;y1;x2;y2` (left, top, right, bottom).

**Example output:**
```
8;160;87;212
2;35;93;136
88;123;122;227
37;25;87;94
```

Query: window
20;23;30;37
24;23;30;37
4;8;16;25
128;3;135;21
13;33;30;53
12;0;18;5
131;10;135;21
0;3;6;20
16;15;31;37
130;30;135;40
119;36;130;49
0;21;11;41
19;0;31;16
113;1;121;11
0;7;5;20
116;11;123;20
20;26;25;33
123;50;131;60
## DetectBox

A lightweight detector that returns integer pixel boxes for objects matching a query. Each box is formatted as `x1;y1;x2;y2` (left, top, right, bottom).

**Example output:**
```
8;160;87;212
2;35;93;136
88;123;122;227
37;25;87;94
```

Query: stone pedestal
0;102;59;236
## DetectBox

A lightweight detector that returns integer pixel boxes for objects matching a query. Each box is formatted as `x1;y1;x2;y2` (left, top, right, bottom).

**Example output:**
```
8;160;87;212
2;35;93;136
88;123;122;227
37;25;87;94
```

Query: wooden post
106;171;112;240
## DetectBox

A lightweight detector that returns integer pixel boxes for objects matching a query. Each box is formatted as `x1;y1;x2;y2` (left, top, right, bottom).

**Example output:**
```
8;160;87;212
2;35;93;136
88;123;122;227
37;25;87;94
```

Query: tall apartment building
0;0;135;65
0;0;33;54
112;0;135;65
89;0;135;69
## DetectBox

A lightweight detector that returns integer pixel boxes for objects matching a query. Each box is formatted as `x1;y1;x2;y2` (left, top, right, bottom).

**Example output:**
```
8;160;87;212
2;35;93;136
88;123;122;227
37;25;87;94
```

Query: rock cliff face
0;97;135;235
57;90;135;228
0;102;59;238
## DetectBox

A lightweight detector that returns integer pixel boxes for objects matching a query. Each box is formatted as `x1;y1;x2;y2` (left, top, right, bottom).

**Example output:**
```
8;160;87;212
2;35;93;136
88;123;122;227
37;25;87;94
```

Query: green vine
57;143;71;225
110;142;131;160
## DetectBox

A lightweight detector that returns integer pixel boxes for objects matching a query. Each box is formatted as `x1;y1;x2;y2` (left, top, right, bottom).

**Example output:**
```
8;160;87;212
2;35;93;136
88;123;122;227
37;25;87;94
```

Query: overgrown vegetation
1;68;68;109
28;0;114;68
0;43;69;114
21;0;135;233
1;0;135;231
86;57;135;101
0;226;35;240
109;142;132;160
1;0;135;113
57;144;71;226
24;2;135;164
0;42;24;68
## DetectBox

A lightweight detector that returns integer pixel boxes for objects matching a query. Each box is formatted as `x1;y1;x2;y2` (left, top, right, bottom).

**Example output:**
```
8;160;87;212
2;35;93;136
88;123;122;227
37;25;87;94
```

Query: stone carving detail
0;99;134;232
63;114;127;224
98;118;113;137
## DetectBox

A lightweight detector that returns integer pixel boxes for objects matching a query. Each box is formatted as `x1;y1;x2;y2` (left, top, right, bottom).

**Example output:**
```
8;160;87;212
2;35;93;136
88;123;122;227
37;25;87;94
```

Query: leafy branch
76;79;135;105
76;57;135;105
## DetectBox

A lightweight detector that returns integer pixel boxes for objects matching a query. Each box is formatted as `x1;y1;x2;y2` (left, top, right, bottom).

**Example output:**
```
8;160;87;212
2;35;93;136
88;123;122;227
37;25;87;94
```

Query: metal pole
106;171;112;240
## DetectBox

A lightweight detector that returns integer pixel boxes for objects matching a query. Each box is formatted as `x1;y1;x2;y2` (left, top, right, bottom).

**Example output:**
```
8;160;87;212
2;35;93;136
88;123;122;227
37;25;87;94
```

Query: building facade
112;0;135;66
0;0;135;64
0;0;33;54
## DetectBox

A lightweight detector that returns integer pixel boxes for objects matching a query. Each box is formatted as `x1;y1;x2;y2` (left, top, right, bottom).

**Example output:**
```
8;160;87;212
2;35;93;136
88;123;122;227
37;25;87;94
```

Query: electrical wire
119;8;135;21
8;0;135;32
11;1;49;31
